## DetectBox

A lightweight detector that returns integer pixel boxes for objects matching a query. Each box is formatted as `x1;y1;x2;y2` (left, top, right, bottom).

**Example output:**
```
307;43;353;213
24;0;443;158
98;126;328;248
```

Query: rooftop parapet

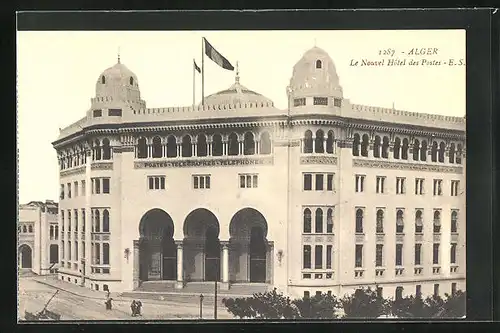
347;104;466;131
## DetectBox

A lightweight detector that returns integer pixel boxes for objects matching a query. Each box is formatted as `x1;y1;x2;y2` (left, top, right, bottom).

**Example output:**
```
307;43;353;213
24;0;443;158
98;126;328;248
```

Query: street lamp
199;294;204;319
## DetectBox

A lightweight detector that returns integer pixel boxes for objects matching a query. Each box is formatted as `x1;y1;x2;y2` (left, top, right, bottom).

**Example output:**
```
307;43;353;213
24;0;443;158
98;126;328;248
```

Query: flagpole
201;37;205;107
193;59;195;109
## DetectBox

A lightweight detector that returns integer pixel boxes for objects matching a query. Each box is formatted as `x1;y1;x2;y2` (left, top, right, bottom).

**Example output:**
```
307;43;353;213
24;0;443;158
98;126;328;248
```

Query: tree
424;294;445;317
341;287;389;318
439;290;466;318
391;295;441;318
222;288;299;319
292;293;339;319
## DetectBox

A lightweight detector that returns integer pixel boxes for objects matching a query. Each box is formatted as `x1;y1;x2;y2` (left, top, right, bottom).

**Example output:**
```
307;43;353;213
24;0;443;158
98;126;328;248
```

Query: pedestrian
136;300;142;316
130;300;137;317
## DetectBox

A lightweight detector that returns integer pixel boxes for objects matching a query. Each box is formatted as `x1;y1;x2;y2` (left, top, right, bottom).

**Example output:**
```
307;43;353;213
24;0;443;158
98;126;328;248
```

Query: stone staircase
125;281;269;298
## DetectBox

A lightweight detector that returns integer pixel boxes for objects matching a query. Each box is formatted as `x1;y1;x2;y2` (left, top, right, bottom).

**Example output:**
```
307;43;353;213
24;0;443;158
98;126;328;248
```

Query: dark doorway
139;209;177;281
249;227;266;282
204;226;220;281
49;244;59;263
20;245;32;268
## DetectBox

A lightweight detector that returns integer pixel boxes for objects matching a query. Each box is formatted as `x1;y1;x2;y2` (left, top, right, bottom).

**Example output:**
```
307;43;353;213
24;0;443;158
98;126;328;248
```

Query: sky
17;30;465;203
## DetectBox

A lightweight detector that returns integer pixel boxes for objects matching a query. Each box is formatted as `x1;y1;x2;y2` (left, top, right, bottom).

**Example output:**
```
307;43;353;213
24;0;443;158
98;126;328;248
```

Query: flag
203;38;234;71
193;59;201;74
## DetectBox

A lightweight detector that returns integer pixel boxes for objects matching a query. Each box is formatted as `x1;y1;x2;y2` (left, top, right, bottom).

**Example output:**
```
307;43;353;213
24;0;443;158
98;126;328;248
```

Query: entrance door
20;245;32;269
162;236;177;280
205;227;220;281
249;227;266;282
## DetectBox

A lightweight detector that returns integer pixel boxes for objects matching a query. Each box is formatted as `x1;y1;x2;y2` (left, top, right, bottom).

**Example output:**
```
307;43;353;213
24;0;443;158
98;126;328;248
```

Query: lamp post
199;294;204;319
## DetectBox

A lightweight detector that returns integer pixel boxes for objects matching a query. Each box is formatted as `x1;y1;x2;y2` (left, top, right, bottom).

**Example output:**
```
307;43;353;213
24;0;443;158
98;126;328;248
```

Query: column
256;140;260;154
193;143;198;157
239;141;243;155
133;240;140;289
176;241;184;289
223;141;228;155
323;137;326;153
208;142;212;156
176;143;181;157
221;241;230;290
300;138;304;153
312;135;316;153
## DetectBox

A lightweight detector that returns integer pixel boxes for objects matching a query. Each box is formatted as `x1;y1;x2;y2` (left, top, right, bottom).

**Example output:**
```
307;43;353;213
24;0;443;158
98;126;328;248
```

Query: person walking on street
130;300;137;316
136;300;143;316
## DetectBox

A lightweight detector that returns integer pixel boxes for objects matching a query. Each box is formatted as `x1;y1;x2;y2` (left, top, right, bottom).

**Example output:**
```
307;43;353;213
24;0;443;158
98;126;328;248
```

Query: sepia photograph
17;28;466;321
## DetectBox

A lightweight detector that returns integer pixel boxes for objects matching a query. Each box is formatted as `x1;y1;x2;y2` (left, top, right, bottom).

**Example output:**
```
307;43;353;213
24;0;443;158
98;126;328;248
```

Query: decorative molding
113;146;134;153
134;156;274;169
91;162;114;170
274;140;300;147
352;158;463;174
300;155;338;165
60;166;85;177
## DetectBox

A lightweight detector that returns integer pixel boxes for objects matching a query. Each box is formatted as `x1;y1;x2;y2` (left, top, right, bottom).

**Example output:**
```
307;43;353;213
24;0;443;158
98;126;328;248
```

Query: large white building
52;46;466;299
18;200;59;275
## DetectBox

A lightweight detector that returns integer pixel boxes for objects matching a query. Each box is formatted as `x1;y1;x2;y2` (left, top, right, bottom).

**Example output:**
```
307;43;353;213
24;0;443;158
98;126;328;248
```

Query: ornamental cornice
352;158;463;174
134;156;274;169
113;146;135;153
60;165;85;177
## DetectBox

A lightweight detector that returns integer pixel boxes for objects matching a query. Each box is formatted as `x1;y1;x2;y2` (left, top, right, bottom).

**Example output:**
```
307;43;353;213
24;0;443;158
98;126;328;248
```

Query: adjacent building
18;200;59;275
52;46;466;299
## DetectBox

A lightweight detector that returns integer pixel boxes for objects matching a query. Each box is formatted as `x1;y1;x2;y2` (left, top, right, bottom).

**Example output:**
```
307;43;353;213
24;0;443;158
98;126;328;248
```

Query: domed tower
91;55;146;111
287;46;343;111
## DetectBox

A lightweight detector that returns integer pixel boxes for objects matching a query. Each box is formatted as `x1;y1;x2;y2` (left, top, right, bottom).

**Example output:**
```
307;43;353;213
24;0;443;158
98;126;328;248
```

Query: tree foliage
292;293;339;319
341;287;389;318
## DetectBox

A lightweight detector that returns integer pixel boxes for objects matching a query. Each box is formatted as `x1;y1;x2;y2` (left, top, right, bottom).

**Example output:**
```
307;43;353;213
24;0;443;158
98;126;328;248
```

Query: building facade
18;200;59;275
52;46;466;299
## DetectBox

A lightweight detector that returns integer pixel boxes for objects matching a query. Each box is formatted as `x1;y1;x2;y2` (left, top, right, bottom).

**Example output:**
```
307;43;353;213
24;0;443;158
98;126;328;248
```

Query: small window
293;98;306;107
313;97;328;106
303;174;312;191
148;176;166;190
102;178;110;194
101;76;105;84
93;109;102;118
304;291;310;298
108;108;122;117
129;77;134;85
333;98;342;107
193;175;211;189
316;60;322;69
239;174;258;188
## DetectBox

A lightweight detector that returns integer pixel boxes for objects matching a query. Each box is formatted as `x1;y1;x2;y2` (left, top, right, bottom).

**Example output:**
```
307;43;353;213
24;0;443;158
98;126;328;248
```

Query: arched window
449;143;456;163
355;209;363;233
303;209;311;233
101;76;106;84
373;136;381;158
420;141;427;162
316;60;322;69
326;131;334;154
415;210;423;233
396;210;404;233
152;136;162;158
456;144;463;164
315;208;323;233
260;131;272;155
395;287;403;300
102;209;110;232
438;142;446;163
22;225;27;233
433;211;441;233
55;226;59;239
129;77;134;85
431;142;438;162
393;137;401;159
402;138;409;160
212;134;223;156
326;208;333;233
243;132;255;155
382;136;389;158
228;133;239;156
94;210;101;233
182;135;192;157
166;135;177;158
451;211;458;233
361;135;369;157
28;225;33;233
303;130;313;154
137;137;147;158
94;139;102;160
197;134;207;157
412;139;420;161
352;133;360;156
376;209;384;233
315;130;324;153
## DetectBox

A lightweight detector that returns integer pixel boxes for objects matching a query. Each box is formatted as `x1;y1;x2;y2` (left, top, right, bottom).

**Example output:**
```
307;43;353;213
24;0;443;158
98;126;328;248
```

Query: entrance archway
229;208;269;283
138;209;177;281
183;209;220;282
19;244;32;269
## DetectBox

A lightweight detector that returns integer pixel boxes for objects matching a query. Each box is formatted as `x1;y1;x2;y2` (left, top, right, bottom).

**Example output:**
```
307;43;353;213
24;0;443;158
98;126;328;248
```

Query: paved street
18;275;234;321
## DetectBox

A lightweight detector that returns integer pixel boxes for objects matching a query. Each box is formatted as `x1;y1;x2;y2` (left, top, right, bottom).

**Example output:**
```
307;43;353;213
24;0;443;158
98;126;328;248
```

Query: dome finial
235;60;240;84
117;46;121;64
